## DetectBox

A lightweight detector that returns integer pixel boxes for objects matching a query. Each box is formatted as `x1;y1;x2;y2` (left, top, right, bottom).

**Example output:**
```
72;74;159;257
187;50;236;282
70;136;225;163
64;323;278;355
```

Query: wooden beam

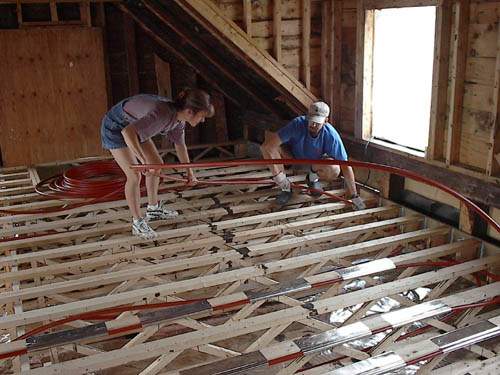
354;0;365;139
362;9;374;140
138;1;280;115
119;3;255;111
321;1;329;100
273;0;282;62
154;54;172;99
211;90;228;143
49;1;58;21
123;14;140;96
242;0;252;37
171;0;317;112
446;0;469;167
487;3;500;177
364;0;441;8
331;0;342;127
302;0;311;89
428;2;452;161
80;1;91;27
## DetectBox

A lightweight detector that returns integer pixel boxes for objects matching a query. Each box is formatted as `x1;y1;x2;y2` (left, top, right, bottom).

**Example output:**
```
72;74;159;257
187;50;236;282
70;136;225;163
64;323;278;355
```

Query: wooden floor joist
1;151;500;374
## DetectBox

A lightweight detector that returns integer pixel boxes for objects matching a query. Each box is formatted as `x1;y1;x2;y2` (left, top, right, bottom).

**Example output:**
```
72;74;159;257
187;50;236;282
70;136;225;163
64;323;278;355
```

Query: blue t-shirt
277;116;348;161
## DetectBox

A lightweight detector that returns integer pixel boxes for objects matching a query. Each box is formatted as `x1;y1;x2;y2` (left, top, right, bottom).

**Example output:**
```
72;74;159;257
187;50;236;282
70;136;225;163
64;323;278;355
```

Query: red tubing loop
131;159;500;236
2;158;499;239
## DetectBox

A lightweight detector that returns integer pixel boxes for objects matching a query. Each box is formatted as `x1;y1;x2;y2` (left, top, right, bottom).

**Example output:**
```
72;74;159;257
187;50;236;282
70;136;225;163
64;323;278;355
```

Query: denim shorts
101;98;130;150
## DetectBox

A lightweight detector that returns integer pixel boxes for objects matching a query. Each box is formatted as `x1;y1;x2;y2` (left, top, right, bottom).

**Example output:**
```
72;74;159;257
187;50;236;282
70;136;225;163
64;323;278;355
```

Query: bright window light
371;6;436;152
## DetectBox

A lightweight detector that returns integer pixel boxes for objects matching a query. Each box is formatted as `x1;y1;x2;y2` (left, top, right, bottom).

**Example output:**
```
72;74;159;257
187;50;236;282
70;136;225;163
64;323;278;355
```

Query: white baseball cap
307;102;330;124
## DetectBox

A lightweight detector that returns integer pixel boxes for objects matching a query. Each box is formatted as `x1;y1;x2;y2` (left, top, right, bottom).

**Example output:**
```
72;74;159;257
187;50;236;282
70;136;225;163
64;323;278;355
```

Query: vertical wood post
428;2;452;160
124;14;140;96
362;9;374;140
50;1;58;21
354;0;365;139
331;0;342;128
321;1;330;100
212;90;228;143
302;0;311;89
243;0;252;37
487;3;500;176
273;0;282;62
155;55;173;150
446;0;469;167
80;1;91;27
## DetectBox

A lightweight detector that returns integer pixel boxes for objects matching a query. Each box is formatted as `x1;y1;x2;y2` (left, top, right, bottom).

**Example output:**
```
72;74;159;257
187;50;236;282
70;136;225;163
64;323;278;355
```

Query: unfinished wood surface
172;0;317;111
428;2;452;161
301;0;311;90
354;0;365;139
273;0;282;62
124;13;140;96
446;0;470;167
242;0;252;37
331;0;342;127
0;27;108;166
1;152;499;374
487;5;500;177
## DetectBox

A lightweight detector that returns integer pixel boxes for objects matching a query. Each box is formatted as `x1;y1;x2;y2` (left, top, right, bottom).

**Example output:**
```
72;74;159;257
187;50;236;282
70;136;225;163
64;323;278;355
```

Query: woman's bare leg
140;140;163;206
110;147;143;220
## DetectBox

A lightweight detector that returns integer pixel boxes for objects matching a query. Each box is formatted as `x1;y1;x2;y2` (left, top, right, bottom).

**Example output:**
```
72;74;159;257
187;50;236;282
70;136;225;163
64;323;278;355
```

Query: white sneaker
146;201;179;221
132;218;158;240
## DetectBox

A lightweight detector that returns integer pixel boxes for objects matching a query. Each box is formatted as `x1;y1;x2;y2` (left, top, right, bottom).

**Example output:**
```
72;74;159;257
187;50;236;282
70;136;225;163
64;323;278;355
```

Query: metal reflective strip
26;323;107;351
295;322;372;355
325;352;405;375
245;279;311;302
381;299;451;328
138;301;213;326
336;259;395;280
180;351;268;375
431;321;500;353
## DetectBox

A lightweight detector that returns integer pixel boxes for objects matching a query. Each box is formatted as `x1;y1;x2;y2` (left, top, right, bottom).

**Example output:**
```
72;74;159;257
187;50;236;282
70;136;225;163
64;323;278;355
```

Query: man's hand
273;171;291;191
351;194;366;210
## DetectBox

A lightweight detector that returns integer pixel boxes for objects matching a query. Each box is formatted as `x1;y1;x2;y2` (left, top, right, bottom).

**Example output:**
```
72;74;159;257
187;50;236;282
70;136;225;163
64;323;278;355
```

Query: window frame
355;0;454;161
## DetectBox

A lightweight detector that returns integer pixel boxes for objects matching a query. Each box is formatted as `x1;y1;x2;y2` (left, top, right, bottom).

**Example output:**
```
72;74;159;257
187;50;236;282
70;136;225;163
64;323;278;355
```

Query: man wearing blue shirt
261;102;365;209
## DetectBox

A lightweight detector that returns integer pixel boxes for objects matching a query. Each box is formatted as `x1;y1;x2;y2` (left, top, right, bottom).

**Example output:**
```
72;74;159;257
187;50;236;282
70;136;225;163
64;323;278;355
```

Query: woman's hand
186;169;198;186
142;169;155;177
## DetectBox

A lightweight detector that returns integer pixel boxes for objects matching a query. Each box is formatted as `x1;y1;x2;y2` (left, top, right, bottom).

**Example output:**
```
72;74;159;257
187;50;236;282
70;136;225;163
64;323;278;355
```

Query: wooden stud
242;0;252;37
487;4;500;177
123;14;140;96
446;0;470;167
428;1;452;161
302;0;311;89
321;1;329;100
331;0;342;127
211;90;228;143
80;1;91;27
354;0;365;139
49;1;58;22
16;1;22;26
362;8;374;140
273;0;282;62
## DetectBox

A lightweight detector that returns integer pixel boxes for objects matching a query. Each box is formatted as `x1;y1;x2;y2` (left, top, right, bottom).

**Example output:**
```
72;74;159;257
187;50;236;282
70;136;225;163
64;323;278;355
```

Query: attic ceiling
119;0;317;119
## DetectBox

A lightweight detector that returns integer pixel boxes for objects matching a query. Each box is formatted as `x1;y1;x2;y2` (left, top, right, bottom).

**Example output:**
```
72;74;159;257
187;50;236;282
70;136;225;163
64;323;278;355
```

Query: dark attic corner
1;1;500;374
